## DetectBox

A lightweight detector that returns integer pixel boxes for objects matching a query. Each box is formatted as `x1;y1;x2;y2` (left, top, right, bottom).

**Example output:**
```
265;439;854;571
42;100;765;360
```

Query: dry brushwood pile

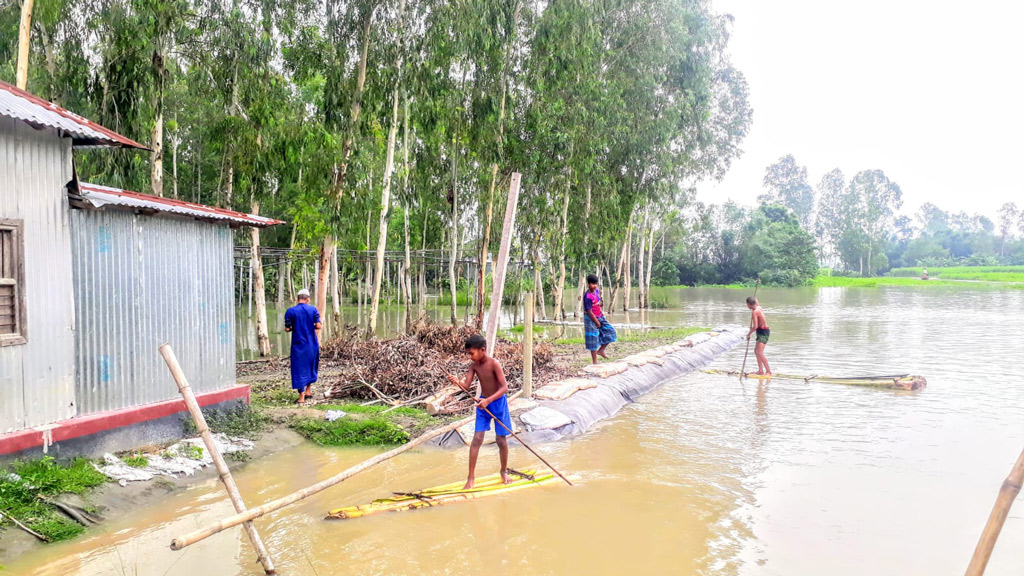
320;321;561;414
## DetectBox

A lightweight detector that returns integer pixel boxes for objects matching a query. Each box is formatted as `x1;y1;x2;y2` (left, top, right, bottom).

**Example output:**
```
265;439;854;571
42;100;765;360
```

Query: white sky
697;0;1024;221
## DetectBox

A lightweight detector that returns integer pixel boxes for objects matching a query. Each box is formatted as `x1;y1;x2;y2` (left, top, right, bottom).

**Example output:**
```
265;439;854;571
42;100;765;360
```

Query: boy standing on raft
583;274;617;364
746;296;771;376
448;335;513;488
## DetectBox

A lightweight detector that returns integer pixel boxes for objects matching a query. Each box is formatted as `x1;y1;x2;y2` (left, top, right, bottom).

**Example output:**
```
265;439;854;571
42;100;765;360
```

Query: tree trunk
573;183;592;317
37;25;56;99
645;222;655;301
610;210;633;310
623;223;632;311
317;237;331;317
402;95;413;332
171;117;179;199
224;59;239;207
250;200;271;356
449;148;459;325
638;207;648;308
532;241;547;321
419;209;427;312
320;11;373;317
15;0;34;90
553;174;572;321
866;245;873;277
369;91;400;334
477;164;498;327
276;255;286;308
330;245;340;320
150;43;166;197
195;135;202;203
283;222;296;301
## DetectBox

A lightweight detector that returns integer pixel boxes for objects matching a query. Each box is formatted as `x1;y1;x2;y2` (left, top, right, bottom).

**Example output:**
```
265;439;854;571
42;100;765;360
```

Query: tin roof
0;80;148;149
72;183;285;228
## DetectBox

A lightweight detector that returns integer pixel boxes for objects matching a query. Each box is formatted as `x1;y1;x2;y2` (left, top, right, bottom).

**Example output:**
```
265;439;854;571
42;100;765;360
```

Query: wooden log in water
702;369;927;391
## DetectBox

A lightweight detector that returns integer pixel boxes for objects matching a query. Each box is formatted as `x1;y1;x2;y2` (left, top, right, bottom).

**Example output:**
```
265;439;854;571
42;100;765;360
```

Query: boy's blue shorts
475;395;512;436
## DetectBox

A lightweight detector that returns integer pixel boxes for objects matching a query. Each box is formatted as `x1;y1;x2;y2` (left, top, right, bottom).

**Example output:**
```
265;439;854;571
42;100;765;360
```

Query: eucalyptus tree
844;169;903;275
761;154;814;230
814;168;846;265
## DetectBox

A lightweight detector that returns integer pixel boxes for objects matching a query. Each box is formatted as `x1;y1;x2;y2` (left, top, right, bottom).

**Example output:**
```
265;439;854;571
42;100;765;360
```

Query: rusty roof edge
0;80;149;151
73;183;285;228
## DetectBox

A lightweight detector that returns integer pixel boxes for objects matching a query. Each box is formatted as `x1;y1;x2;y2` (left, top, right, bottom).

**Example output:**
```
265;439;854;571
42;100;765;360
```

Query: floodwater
11;286;1024;575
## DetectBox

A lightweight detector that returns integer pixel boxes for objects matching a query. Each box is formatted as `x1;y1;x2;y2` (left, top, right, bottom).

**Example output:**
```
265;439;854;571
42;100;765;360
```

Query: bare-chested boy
447;335;512;488
746;296;771;376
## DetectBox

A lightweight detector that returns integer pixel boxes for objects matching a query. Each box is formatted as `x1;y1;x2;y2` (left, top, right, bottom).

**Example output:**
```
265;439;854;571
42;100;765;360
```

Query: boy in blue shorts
448;335;512;488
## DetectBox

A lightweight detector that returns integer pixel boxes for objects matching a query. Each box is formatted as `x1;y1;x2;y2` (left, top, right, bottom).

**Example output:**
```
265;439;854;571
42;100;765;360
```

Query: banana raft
326;469;557;520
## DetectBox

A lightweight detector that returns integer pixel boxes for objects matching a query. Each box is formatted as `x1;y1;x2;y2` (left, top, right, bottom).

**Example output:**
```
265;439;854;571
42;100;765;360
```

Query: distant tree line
647;154;1024;287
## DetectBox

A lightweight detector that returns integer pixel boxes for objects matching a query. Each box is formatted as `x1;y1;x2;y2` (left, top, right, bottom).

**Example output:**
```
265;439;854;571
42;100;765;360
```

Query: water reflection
13;286;1024;575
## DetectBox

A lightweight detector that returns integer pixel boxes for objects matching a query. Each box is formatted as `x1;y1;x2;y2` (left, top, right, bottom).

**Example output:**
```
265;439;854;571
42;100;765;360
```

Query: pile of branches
320;321;559;413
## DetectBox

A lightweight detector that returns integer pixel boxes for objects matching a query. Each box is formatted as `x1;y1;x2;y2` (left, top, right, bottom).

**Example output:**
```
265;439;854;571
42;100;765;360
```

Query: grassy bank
888;266;1024;283
0;457;107;542
552;325;709;346
290;404;438;447
812;273;1024;289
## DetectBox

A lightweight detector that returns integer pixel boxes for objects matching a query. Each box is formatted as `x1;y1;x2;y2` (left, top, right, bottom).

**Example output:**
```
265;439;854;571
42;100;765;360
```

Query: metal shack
0;80;281;457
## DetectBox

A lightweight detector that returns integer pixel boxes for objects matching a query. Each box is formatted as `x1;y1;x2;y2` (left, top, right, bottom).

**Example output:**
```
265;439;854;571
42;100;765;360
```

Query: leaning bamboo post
524;291;534;397
158;344;276;574
484;172;522;356
964;444;1024;576
15;0;34;90
168;392;519;551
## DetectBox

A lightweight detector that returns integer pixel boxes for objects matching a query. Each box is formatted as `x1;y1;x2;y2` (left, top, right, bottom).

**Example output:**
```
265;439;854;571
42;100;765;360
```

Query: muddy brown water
10;286;1024;575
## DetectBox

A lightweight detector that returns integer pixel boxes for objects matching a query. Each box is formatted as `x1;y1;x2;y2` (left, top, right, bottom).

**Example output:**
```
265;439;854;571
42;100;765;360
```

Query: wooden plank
0;230;10;279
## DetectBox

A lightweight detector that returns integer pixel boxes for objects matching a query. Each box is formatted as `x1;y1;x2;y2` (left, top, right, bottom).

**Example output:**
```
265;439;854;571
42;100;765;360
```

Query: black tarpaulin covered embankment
512;325;745;444
435;326;746;447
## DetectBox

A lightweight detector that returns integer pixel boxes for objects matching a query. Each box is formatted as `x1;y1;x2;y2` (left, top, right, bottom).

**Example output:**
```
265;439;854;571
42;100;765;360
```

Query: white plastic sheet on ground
94;434;254;486
519;406;574;431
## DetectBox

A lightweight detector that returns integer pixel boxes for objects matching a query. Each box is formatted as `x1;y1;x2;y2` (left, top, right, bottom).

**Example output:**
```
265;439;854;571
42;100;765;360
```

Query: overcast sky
697;0;1024;221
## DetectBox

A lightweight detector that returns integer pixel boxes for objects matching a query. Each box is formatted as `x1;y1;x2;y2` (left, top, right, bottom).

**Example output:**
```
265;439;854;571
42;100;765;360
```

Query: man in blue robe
284;289;321;403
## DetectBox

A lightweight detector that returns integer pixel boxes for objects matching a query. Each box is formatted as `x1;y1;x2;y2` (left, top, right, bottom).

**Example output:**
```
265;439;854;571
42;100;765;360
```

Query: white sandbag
535;377;598;400
579;362;629;378
519;406;574;431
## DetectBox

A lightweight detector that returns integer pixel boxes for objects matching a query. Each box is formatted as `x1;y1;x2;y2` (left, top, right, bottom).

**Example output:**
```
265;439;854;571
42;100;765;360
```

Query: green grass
0;457;108;542
888;266;1024;283
289;403;432;446
183;404;273;440
120;454;149;469
291;418;410;446
552;326;709;346
811;275;1024;288
509;324;547;334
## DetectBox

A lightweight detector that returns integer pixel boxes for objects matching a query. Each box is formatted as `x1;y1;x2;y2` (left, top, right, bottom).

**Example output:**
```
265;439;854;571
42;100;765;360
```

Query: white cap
297;289;310;297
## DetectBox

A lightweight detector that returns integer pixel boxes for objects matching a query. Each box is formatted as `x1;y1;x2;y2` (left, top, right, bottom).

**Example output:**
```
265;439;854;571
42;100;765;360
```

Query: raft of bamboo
702;369;927;391
326;469;557;520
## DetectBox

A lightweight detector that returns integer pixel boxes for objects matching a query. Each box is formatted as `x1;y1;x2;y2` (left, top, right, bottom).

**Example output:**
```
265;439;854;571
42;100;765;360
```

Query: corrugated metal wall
0;117;77;433
70;210;236;415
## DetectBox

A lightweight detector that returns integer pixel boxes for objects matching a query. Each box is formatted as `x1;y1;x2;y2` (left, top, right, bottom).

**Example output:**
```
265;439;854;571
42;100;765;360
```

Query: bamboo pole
484;172;522;356
964;444;1024;576
15;0;34;90
167;395;514;551
158;344;276;574
739;277;761;379
449;383;572;487
524;291;534;397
